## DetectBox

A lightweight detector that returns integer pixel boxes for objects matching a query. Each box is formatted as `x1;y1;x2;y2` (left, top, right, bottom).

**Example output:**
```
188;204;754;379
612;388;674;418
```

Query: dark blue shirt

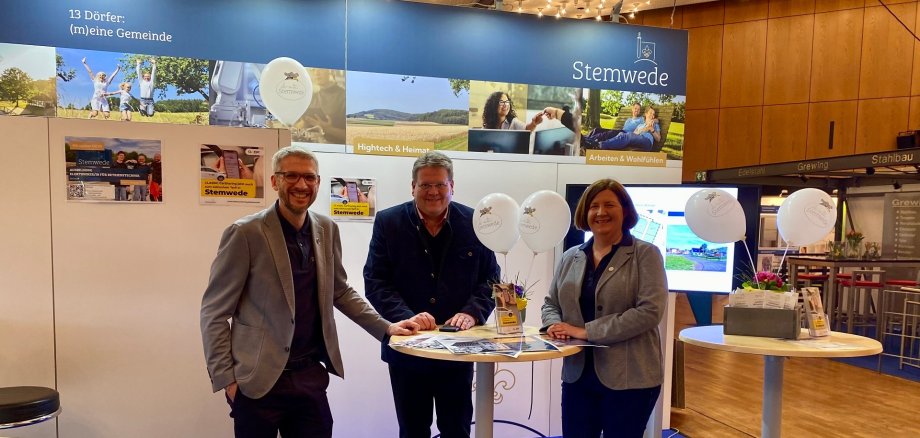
579;234;632;368
275;202;324;364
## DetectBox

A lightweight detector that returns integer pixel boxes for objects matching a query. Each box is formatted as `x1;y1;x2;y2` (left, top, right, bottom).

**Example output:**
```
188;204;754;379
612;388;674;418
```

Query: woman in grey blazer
542;178;667;438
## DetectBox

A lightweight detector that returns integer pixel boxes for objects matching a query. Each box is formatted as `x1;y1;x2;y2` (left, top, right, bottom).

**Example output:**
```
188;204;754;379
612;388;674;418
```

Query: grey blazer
200;206;391;399
541;238;667;390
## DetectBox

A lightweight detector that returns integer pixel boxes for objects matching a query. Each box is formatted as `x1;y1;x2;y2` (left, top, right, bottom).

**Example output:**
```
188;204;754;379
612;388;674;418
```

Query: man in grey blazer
201;145;418;437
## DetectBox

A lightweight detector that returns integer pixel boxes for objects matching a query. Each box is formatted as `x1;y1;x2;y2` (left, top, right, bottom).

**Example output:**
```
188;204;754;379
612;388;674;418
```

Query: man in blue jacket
364;151;499;438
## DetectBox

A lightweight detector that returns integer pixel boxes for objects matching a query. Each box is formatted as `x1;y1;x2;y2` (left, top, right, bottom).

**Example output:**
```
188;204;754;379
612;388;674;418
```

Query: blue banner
347;0;687;94
0;0;346;68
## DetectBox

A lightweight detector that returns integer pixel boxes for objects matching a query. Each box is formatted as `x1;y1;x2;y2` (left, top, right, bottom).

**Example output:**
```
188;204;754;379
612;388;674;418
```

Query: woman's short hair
412;151;453;182
272;144;319;173
573;178;639;233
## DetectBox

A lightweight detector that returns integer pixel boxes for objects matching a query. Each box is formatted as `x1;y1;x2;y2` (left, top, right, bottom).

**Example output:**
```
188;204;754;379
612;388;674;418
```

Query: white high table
679;325;882;438
389;325;581;438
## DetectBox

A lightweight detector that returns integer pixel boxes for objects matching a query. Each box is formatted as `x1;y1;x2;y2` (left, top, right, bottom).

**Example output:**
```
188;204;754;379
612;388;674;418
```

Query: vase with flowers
845;230;864;259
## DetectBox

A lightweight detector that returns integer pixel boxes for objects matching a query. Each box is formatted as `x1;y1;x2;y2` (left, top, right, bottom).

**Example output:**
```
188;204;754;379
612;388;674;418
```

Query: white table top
679;325;882;358
389;325;582;363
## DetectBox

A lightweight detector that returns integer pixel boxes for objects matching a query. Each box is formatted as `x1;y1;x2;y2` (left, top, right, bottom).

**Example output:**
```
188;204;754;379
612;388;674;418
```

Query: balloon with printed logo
473;193;521;254
519;190;572;253
258;57;312;126
684;189;746;244
777;188;836;246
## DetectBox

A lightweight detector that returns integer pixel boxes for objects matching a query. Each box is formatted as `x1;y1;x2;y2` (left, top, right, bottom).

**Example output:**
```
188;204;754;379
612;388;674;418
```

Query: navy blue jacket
364;201;499;362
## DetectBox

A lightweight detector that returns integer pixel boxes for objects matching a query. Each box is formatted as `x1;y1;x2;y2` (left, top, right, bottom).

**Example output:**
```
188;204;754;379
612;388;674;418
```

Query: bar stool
0;386;60;430
829;273;853;331
838;270;885;336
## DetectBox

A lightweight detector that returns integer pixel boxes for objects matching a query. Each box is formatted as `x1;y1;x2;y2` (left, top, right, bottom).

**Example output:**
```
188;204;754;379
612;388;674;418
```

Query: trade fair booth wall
0;1;688;437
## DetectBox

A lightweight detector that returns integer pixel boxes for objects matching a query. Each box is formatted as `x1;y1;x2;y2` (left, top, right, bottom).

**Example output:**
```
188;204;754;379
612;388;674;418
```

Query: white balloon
473;193;521;254
684;189;746;244
258;57;312;126
777;188;836;246
519;190;572;253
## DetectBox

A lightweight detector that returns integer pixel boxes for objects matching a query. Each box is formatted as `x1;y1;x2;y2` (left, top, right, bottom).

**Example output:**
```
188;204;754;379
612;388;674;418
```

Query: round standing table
679;325;882;438
389;325;581;438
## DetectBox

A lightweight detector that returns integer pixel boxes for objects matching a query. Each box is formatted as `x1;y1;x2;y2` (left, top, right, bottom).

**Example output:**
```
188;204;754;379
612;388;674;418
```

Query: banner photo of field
56;47;209;124
199;144;265;206
345;71;469;153
330;176;376;220
65;136;163;203
0;43;56;116
580;89;685;161
209;62;346;145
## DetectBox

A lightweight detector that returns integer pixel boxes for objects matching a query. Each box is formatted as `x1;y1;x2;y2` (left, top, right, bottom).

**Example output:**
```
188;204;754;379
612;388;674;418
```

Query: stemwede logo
276;72;306;101
635;32;656;65
519;206;540;234
805;199;833;228
477;206;502;235
705;192;733;217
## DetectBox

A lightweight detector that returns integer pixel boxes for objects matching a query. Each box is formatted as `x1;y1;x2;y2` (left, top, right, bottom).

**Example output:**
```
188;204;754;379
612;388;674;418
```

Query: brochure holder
493;283;523;335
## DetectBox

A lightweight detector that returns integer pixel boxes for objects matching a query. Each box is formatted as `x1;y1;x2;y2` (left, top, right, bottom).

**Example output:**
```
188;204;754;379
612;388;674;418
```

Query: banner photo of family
65;136;163;202
199;144;265;206
330;177;376;220
207;60;345;146
55;47;209;124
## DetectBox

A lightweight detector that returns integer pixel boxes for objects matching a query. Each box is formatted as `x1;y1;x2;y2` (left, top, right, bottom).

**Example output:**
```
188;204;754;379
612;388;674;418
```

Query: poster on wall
0;43;56;116
65;136;163;202
330;177;376;220
199;145;265;206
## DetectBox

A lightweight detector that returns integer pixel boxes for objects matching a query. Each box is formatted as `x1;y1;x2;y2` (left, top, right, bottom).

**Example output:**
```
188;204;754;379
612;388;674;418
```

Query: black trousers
228;361;332;438
388;359;474;438
561;363;661;438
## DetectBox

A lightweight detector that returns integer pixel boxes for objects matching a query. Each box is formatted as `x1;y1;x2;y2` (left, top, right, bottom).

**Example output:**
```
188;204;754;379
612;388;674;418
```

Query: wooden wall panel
865;0;915;6
859;4;915;99
717;106;763;167
911;2;920;95
682;0;726;28
720;20;768;107
815;0;869;13
810;9;864;102
686;25;724;110
640;7;683;28
682;109;721;181
764;15;814;104
761;103;809;163
855;97;909;153
725;0;769;23
806;100;858;158
768;0;816;18
909;96;920;129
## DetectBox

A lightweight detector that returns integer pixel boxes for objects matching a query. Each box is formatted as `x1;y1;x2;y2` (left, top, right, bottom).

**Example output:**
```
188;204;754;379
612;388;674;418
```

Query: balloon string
501;252;508;280
523;251;537;290
742;239;760;289
777;245;790;282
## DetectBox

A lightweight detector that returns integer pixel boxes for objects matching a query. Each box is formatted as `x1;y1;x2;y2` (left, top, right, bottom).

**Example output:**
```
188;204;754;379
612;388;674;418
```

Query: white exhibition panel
0;116;57;438
3;116;680;437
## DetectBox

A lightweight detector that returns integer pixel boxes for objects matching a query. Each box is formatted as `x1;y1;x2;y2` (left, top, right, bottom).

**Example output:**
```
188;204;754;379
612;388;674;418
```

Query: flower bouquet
845;230;864;258
730;270;798;310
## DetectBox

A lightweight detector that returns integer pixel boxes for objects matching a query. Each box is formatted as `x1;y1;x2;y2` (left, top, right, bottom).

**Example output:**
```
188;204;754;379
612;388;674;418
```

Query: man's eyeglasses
275;172;319;184
498;100;511;106
417;183;450;192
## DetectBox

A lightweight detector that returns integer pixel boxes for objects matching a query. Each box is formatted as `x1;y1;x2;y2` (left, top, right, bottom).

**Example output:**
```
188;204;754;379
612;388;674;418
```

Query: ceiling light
865;167;875;175
517;0;523;12
628;11;635;18
894;181;903;190
538;7;543;16
595;14;602;20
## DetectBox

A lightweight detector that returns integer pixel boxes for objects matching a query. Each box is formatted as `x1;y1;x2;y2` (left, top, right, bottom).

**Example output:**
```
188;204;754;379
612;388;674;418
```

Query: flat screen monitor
533;127;575;155
467;129;531;154
563;184;762;294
